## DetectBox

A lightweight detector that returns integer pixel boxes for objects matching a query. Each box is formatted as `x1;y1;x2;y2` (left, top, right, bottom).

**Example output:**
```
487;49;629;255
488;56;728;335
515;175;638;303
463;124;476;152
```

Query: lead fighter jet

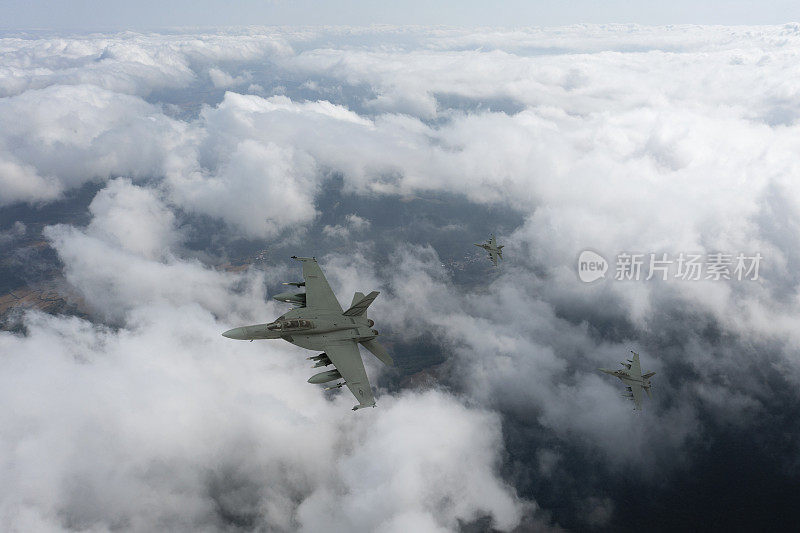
599;351;656;410
222;256;393;410
474;234;504;266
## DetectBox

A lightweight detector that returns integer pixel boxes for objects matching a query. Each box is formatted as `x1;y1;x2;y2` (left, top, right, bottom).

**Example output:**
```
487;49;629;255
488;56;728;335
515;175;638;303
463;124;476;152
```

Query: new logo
578;250;608;283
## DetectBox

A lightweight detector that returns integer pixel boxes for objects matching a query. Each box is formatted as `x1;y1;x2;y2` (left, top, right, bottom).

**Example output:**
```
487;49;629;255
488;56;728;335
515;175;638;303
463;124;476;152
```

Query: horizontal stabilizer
361;339;394;366
343;291;379;316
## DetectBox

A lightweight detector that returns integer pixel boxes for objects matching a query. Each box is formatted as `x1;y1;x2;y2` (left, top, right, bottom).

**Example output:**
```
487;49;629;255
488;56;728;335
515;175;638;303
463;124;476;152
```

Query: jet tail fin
343;291;379;316
361;339;394;366
350;292;365;309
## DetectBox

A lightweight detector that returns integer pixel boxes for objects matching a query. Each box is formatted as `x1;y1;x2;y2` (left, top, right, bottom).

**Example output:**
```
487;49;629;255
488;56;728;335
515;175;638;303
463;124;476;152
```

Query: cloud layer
2;24;800;531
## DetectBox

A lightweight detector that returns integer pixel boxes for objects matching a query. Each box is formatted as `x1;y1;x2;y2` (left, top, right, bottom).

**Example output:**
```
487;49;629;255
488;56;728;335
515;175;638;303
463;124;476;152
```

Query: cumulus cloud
0;308;524;531
335;245;699;468
0;84;189;206
296;391;526;532
43;222;265;324
4;264;521;528
0;33;293;98
3;24;800;530
208;67;252;89
86;178;180;260
166;136;320;239
1;144;527;531
323;213;370;238
0;157;62;205
0;87;319;237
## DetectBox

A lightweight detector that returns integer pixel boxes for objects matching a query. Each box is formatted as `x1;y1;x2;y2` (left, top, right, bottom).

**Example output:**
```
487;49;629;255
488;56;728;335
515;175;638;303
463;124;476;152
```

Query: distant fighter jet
474;234;504;266
222;256;393;410
600;351;656;410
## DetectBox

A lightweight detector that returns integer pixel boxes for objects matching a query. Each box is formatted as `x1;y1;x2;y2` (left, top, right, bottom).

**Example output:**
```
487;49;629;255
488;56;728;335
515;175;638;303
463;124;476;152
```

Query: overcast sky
2;0;800;31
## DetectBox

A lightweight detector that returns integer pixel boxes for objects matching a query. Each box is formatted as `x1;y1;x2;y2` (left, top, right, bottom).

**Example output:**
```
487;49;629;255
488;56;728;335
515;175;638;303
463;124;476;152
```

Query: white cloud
44;222;265;324
0;157;61;206
86;178;180;260
4;25;800;527
208;67;252;89
323;213;371;238
166;136;320;239
3;23;798;397
0;84;190;206
0;308;525;531
0;33;292;98
0;86;320;236
320;244;699;467
296;391;526;532
0;167;528;530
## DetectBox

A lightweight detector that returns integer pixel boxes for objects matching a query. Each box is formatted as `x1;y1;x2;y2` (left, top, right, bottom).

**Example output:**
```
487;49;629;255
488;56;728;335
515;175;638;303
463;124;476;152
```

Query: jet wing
324;341;376;410
293;257;343;313
629;351;642;377
630;383;643;410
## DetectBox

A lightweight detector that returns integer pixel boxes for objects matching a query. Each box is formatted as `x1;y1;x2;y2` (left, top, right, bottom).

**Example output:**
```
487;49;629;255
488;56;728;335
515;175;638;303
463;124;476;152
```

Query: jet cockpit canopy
267;319;314;331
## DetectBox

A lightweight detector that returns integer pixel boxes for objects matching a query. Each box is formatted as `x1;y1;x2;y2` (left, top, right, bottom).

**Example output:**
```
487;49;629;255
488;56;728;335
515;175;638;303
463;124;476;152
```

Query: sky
1;1;800;30
2;17;800;533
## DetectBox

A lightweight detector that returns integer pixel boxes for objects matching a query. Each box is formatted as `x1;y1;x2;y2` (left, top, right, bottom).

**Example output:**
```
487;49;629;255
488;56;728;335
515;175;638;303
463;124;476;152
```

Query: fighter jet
222;256;393;410
599;351;656;410
474;234;504;266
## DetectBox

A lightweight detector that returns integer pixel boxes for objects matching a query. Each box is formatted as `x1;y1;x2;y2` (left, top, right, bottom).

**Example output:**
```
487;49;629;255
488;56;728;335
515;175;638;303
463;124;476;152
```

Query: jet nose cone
222;327;246;340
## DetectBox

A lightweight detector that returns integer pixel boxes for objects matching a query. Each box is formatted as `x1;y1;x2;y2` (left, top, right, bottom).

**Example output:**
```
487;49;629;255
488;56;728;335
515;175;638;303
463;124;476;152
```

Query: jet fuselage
601;369;653;389
222;310;378;351
475;243;502;254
